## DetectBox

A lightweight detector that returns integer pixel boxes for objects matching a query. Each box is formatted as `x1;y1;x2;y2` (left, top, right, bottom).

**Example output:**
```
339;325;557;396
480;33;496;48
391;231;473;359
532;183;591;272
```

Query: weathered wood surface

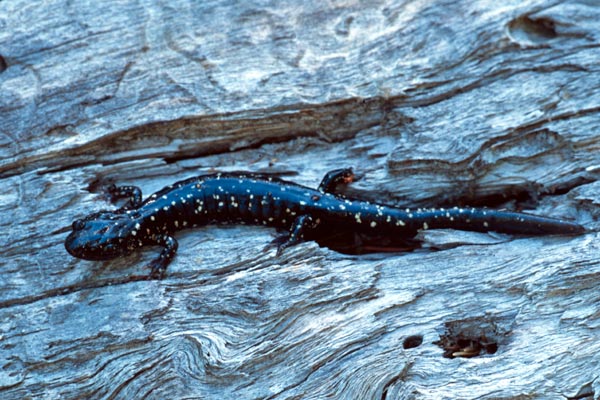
1;0;599;398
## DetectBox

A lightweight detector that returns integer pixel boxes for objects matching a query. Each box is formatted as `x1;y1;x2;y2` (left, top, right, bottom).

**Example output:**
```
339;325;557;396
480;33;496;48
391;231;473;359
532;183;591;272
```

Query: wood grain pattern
1;0;599;398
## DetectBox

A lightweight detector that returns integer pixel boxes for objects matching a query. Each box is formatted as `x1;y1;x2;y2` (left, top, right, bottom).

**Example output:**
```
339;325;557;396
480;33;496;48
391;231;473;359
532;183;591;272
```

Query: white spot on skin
396;220;406;226
370;221;377;228
484;221;489;227
339;204;346;210
355;213;362;224
150;216;155;221
423;222;429;230
135;223;141;230
131;230;137;236
163;206;169;211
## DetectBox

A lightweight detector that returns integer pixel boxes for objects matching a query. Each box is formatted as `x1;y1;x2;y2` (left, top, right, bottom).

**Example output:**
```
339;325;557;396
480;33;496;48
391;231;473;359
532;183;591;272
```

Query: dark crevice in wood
380;361;413;400
0;275;153;309
566;381;595;400
508;15;557;43
105;357;165;400
1;96;400;179
160;132;316;165
439;175;595;210
434;314;515;359
437;334;498;359
403;65;591;108
0;54;7;74
402;335;423;349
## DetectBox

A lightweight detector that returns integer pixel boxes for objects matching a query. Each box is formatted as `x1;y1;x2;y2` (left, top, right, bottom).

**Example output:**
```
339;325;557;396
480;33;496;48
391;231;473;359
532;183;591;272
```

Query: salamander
65;168;585;279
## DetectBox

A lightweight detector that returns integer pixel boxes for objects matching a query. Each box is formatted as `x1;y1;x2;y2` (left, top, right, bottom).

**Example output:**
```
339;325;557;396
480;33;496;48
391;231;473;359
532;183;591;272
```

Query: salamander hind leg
146;235;178;279
317;168;355;194
107;184;143;210
274;215;319;256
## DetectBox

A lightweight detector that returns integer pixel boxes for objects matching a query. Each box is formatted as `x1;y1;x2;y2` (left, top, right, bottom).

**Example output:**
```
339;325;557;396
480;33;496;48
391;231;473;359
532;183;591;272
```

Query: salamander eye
72;220;86;231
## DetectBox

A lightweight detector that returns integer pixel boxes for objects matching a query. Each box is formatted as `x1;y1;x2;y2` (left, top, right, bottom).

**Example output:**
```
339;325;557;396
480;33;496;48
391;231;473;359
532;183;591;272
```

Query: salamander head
65;211;143;261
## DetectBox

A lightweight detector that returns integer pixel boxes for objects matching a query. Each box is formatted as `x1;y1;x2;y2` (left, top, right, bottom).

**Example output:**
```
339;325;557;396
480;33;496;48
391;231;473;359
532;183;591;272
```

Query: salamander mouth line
53;225;74;235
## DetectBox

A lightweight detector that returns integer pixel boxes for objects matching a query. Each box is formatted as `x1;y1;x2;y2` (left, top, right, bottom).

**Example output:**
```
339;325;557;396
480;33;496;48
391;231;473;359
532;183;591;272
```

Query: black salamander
65;168;585;279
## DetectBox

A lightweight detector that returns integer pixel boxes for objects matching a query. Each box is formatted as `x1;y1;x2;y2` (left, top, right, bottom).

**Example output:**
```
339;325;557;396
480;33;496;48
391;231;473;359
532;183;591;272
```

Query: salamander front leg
317;168;355;194
275;215;319;256
146;234;178;279
107;184;143;210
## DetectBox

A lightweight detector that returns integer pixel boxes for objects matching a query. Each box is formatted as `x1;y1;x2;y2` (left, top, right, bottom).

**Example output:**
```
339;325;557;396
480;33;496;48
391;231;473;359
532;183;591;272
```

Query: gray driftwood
1;1;599;399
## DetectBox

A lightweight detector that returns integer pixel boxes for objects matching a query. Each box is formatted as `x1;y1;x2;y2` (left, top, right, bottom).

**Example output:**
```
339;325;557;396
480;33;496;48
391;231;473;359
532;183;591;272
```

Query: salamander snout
72;219;86;231
65;211;142;261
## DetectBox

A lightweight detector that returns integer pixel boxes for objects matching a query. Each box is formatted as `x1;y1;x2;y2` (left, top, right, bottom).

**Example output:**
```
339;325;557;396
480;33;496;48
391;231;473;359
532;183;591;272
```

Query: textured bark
1;0;599;399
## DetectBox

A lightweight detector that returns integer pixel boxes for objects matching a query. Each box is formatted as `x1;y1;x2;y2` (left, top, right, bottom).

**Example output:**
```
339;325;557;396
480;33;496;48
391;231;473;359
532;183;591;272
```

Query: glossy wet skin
65;210;143;261
65;170;585;278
